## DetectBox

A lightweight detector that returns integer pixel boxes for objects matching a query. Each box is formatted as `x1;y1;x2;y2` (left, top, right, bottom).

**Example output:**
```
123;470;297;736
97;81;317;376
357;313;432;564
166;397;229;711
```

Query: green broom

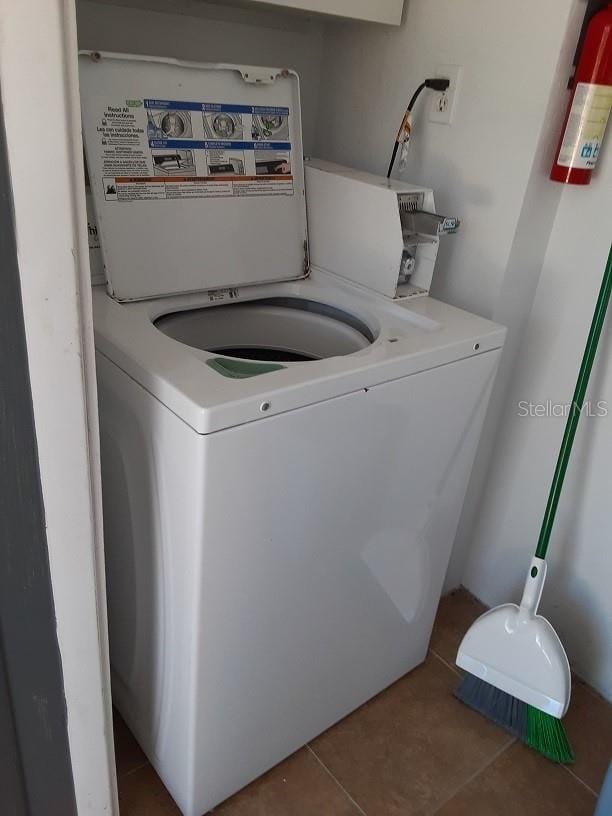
455;243;612;763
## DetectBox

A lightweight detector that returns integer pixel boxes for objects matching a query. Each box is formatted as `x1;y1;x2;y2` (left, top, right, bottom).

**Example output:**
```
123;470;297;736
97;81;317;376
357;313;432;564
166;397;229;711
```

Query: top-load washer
80;52;506;816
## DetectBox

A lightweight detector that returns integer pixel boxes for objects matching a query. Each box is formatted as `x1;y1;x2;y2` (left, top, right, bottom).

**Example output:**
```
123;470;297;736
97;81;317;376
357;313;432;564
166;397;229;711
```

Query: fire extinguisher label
557;82;612;169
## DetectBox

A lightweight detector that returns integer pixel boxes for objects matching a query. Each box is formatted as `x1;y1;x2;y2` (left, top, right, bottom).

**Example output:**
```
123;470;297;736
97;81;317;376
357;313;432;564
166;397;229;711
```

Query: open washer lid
79;52;307;301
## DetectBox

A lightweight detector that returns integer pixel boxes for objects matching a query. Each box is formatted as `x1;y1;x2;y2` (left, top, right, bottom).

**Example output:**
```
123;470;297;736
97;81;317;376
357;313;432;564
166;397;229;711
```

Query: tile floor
113;589;612;815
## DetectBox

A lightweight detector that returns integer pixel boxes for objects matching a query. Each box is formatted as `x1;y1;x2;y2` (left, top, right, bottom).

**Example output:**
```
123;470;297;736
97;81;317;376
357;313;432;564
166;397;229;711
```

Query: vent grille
398;193;424;213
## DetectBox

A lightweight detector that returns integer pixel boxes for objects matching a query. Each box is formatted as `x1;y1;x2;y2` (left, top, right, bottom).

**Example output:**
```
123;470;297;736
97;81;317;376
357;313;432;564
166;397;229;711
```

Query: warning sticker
91;98;294;201
557;82;612;170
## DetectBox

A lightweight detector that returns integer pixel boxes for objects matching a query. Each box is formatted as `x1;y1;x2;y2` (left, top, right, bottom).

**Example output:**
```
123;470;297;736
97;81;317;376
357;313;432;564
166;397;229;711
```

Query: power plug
429;65;462;125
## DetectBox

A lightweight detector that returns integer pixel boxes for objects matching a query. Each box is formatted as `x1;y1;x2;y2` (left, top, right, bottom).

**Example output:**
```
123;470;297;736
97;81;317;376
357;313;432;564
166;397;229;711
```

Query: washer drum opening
154;297;375;362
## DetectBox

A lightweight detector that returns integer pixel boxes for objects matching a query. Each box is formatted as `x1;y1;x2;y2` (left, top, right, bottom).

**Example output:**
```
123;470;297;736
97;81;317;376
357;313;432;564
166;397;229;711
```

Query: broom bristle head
454;672;527;739
527;706;575;764
455;673;574;764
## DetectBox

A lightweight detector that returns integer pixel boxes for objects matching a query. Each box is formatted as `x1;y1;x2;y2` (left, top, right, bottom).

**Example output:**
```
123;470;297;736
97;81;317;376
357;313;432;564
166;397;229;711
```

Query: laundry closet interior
60;1;612;814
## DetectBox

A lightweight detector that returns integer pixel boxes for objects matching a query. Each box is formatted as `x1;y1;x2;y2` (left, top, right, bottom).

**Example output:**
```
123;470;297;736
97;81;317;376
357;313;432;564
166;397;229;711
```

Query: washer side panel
96;352;203;814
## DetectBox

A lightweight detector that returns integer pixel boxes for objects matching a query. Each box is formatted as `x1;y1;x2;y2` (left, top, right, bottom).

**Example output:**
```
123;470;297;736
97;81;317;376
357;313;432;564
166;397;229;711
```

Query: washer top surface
79;52;307;302
94;268;506;434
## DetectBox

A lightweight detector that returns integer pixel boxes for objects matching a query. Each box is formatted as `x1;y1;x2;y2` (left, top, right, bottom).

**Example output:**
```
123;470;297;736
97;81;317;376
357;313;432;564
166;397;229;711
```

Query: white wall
315;0;575;317
463;142;612;701
446;0;585;591
76;0;324;152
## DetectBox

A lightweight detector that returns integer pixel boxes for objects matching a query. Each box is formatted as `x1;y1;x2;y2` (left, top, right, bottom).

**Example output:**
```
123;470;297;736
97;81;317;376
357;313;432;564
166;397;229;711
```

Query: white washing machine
80;53;505;816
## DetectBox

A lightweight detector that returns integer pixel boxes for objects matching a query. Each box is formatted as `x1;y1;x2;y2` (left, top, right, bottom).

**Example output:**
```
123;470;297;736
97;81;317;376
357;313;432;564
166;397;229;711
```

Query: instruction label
92;97;294;201
557;82;612;169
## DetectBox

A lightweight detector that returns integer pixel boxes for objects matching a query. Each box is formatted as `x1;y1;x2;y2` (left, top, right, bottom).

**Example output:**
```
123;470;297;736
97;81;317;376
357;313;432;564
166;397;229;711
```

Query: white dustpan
457;556;571;718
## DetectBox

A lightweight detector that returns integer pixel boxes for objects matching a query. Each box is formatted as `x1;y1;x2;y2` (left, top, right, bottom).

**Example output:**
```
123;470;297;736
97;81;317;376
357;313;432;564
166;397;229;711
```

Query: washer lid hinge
239;67;282;84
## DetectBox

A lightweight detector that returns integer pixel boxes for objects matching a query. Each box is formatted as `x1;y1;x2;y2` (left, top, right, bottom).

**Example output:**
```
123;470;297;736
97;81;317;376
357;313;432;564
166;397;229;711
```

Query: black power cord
386;77;450;179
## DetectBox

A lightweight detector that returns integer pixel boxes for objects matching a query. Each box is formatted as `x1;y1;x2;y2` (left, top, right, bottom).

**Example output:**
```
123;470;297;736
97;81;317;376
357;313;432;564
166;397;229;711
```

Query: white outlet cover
429;64;462;125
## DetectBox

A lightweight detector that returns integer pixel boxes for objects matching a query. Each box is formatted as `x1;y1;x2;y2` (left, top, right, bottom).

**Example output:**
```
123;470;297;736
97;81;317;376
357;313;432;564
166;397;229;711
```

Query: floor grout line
563;765;599;799
429;647;461;677
117;760;150;781
306;744;369;816
428;736;516;815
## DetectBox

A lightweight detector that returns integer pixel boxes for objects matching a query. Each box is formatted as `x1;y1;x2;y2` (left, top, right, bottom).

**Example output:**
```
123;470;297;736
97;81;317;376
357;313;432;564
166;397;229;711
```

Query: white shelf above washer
238;0;404;25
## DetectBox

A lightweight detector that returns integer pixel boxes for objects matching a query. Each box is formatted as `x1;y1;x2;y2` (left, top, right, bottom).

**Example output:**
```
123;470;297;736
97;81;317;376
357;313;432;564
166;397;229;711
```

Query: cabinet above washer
239;0;404;25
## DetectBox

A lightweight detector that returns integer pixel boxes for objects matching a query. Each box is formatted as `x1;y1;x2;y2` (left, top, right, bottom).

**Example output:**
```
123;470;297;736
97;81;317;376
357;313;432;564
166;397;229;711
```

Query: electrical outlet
429;64;462;125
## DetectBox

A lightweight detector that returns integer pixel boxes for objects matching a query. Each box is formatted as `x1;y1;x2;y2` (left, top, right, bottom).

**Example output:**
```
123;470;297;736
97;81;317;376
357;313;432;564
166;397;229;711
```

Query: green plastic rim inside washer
206;357;286;379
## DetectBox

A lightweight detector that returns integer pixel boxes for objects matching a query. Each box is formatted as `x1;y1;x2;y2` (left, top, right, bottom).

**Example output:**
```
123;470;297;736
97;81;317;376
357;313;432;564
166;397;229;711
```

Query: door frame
0;1;117;812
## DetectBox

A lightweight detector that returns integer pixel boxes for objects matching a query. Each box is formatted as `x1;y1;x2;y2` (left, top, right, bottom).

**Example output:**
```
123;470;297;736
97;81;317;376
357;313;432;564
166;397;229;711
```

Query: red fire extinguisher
551;2;612;184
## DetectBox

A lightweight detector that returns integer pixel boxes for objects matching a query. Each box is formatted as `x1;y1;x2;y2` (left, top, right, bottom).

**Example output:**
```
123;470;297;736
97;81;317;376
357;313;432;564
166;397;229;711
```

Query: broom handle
535;243;612;560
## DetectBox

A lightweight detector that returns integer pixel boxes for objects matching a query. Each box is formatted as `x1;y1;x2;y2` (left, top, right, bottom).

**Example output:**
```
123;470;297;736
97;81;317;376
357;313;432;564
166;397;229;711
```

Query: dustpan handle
535;243;612;560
